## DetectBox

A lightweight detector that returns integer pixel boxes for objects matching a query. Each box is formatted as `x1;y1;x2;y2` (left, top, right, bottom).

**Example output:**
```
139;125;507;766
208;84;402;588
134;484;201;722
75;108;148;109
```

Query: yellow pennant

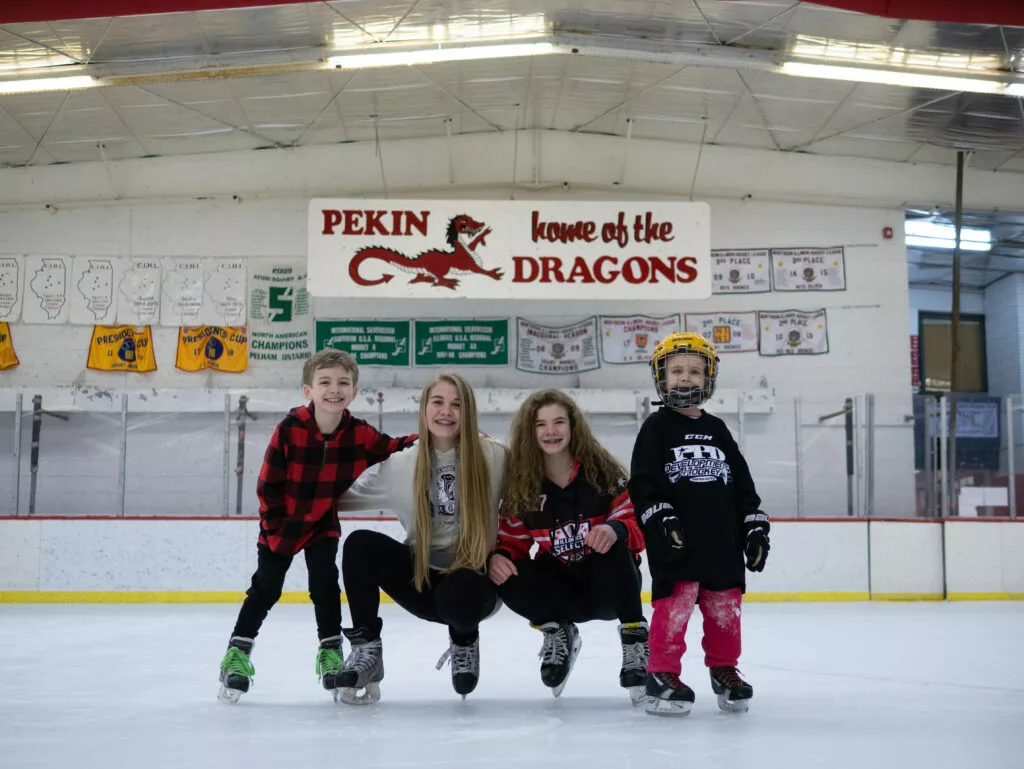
87;325;157;372
0;322;19;370
176;326;248;373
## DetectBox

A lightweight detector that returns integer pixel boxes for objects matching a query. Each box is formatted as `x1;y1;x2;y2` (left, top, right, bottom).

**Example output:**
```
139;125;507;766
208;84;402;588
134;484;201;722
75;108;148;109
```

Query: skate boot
536;621;582;698
315;635;345;696
218;636;255;703
336;627;384;705
710;666;753;713
617;621;650;706
435;635;480;699
644;672;695;716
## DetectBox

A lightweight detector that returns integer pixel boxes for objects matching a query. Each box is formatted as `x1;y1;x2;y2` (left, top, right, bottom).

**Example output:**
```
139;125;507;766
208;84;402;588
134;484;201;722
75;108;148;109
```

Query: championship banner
70;256;118;325
599;314;679;364
248;259;311;363
23;255;70;324
117;258;162;324
175;326;248;373
517;317;600;374
202;258;247;326
758;310;829;356
415;319;508;366
0;256;23;322
316;320;411;367
309;199;711;301
86;325;158;372
0;322;19;370
161;258;205;326
771;247;846;291
711;249;770;294
685;312;759;353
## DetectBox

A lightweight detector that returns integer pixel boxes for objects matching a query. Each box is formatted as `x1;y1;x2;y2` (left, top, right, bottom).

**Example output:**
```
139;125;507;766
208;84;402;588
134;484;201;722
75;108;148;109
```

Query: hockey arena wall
0;518;1021;602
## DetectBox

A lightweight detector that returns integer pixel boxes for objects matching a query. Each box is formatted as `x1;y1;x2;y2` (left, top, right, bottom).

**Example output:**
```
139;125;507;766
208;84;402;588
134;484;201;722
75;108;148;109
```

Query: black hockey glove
744;527;770;572
640;503;685;566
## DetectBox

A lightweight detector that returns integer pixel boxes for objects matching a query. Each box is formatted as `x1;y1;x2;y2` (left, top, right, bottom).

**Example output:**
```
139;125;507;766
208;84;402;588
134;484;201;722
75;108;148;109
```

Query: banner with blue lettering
176;325;248;373
86;325;157;372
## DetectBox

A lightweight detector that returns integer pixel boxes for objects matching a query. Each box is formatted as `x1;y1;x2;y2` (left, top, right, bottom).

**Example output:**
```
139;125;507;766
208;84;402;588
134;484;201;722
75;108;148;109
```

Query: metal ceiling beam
729;0;1024;25
0;0;312;25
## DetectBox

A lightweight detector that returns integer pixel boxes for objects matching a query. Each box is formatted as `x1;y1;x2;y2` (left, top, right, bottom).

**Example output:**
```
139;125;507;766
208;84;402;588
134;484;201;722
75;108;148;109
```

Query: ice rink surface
1;601;1022;769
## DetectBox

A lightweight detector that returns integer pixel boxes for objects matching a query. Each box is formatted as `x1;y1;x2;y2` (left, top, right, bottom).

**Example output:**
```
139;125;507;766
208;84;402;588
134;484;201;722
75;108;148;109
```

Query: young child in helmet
629;332;770;717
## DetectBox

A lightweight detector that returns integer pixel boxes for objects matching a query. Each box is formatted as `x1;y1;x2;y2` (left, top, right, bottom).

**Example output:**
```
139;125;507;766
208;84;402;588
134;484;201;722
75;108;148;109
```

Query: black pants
496;540;645;626
342;529;498;645
232;537;341;641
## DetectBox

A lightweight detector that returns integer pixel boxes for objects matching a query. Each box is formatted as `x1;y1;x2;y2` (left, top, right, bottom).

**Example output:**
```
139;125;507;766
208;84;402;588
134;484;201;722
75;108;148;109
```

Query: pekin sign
307;200;711;300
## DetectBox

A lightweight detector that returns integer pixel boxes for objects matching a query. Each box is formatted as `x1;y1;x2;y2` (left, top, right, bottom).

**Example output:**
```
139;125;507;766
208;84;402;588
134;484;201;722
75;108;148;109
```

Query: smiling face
424;379;461;450
534;403;571;458
301;364;357;417
664;352;706;393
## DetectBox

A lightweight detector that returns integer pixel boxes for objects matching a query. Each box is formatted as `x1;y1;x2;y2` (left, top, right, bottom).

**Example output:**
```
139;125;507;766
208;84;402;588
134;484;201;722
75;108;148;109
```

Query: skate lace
620;640;648;672
345;642;380;674
658;672;685;688
221;647;254;677
712;666;745;688
538;627;570;666
315;647;344;676
435;640;479;675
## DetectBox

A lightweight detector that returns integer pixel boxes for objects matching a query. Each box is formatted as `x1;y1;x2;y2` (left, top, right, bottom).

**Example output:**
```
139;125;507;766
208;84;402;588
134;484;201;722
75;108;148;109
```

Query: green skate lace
316;647;344;676
221;646;254;677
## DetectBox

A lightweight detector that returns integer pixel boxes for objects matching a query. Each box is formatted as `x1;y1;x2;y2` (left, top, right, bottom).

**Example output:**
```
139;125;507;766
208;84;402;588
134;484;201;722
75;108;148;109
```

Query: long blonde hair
502;389;626;526
411;372;494;590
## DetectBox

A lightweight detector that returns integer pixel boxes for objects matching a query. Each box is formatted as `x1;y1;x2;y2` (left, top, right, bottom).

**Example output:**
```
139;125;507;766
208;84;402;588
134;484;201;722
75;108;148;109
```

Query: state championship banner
86;325;157;372
415;319;508;366
599;314;679;364
771;247;846;291
22;255;69;324
117;258;162;324
685;312;758;353
517;317;600;374
70;256;118;325
316;320;411;367
711;249;770;294
308;199;711;301
0;256;23;322
249;259;311;363
176;326;248;373
0;322;19;370
758;310;829;356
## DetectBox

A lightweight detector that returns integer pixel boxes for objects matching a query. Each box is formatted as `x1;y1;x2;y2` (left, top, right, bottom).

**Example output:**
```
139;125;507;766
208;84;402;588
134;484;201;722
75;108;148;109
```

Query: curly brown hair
502;389;626;526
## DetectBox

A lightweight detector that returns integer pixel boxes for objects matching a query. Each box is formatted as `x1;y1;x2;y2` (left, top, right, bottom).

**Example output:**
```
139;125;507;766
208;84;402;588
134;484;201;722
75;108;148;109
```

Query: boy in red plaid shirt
218;349;414;703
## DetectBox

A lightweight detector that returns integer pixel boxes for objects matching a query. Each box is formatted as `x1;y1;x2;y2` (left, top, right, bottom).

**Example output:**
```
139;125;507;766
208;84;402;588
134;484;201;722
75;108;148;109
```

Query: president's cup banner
599;314;680;364
86;325;157;372
176;326;248;373
308;200;711;301
0;322;19;370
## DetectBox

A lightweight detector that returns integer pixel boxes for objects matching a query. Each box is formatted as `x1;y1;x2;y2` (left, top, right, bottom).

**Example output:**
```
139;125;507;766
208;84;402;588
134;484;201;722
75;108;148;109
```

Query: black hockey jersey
629;408;767;599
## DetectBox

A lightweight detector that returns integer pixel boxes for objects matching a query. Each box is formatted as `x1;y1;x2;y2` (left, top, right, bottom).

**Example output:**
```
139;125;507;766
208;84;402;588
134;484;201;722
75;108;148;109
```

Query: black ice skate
436;635;480;699
644;672;695;716
315;635;345;696
617;621;650;706
336;627;384;705
537;621;582;698
218;636;255;704
709;666;753;713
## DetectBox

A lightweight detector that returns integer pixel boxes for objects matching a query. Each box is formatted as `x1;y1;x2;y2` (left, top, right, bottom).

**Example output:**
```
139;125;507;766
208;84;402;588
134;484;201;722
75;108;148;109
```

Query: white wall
908;286;985;335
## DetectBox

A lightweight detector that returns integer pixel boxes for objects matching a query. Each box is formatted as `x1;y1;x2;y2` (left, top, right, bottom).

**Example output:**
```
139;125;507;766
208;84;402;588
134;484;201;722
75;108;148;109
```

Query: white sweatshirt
339;437;507;570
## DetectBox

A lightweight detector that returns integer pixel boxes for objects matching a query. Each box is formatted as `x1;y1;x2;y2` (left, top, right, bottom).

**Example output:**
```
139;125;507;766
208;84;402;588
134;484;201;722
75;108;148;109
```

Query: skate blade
644;696;693;717
628;686;646;706
218;686;243;704
338;682;381;705
716;693;750;714
549;634;583;698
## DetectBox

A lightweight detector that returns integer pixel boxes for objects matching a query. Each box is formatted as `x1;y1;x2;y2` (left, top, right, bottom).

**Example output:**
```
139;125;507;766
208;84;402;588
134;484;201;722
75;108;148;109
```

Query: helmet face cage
650;333;718;409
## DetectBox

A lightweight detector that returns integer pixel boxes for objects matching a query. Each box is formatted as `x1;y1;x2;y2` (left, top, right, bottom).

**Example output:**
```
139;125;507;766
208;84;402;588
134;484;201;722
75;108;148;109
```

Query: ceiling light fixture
905;221;993;252
778;61;1024;97
0;75;96;95
327;41;556;70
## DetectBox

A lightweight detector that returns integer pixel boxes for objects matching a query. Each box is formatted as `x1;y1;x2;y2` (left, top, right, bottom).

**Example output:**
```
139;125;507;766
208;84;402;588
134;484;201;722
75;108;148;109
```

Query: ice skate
218;636;255;703
617;621;649;706
315;635;345;696
436;635;480;699
336;627;383;705
537;621;581;698
644;672;695;716
710;666;753;713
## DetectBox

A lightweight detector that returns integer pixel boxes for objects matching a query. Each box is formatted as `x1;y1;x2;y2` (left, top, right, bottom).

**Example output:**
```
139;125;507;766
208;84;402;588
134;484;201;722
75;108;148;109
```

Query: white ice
1;601;1022;769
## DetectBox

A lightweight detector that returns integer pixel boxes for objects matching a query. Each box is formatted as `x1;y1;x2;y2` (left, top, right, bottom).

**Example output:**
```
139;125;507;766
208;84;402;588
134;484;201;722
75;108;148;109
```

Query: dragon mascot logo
349;214;503;290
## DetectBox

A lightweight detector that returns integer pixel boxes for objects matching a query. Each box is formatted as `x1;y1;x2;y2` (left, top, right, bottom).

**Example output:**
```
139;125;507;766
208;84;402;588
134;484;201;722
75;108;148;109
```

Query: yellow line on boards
947;592;1024;601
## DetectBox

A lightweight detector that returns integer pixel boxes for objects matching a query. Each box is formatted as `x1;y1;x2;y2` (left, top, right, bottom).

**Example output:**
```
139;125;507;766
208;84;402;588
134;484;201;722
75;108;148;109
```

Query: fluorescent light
905;221;991;244
778;61;1022;96
328;42;556;70
905;235;992;252
0;75;96;95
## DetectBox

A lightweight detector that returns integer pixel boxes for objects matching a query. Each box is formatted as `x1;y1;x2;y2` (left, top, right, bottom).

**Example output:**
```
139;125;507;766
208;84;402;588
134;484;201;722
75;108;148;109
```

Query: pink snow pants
647;582;742;674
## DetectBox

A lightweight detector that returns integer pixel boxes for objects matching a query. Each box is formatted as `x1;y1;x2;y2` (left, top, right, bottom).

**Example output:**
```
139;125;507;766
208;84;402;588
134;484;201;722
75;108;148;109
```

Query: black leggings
496;540;645;626
232;537;341;641
342;529;498;645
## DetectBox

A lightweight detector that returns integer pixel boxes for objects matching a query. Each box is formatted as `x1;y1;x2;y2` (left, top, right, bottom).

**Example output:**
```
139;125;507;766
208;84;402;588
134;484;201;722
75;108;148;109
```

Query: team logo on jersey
433;467;458;523
551;520;591;563
664;443;730;484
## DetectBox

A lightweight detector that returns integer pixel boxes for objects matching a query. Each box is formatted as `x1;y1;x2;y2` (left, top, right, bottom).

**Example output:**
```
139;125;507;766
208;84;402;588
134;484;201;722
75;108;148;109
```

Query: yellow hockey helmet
650;331;719;409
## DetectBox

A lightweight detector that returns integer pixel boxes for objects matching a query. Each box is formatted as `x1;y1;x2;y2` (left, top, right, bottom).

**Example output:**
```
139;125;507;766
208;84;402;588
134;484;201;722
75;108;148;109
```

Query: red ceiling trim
0;1;312;25
720;0;1024;26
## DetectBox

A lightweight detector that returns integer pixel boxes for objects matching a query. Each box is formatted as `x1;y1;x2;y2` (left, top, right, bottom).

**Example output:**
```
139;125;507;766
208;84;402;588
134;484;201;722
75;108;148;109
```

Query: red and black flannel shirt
256;403;415;554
